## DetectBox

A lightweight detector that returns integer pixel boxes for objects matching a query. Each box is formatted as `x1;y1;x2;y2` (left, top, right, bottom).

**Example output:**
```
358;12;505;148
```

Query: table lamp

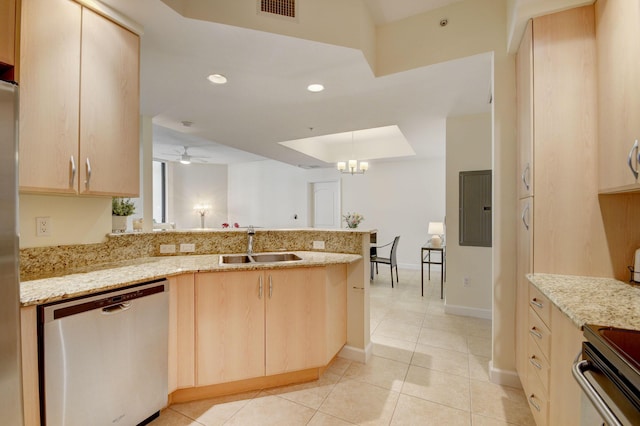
428;222;444;247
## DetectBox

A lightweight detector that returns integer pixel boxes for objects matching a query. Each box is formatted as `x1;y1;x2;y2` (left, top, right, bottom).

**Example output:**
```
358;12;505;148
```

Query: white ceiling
100;0;491;167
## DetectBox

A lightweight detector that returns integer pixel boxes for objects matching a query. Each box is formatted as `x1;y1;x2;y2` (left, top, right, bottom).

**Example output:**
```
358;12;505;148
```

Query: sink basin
251;253;302;263
220;254;253;264
220;253;302;264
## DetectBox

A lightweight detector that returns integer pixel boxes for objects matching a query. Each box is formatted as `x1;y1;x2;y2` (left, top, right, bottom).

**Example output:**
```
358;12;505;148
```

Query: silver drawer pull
529;328;542;339
522;163;530;191
628;140;639;180
521;203;530;230
258;276;263;299
529;356;542;370
85;157;92;188
528;395;541;412
530;299;543;309
269;275;273;298
70;155;76;188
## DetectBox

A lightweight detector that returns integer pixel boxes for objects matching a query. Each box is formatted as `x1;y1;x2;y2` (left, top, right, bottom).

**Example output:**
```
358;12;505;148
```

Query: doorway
309;180;341;228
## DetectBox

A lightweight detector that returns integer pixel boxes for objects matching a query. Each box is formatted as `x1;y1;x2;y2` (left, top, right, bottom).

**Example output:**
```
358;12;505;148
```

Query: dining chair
371;236;400;287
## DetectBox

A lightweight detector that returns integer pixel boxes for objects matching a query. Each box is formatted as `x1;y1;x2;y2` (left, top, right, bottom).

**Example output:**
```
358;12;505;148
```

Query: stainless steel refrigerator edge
0;79;24;424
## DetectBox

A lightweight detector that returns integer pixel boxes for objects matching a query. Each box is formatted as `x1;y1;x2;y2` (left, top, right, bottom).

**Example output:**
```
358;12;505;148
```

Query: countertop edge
21;251;362;307
526;273;640;331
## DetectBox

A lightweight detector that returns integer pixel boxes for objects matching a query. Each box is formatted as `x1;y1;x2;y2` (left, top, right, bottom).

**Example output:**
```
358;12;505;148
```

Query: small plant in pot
112;198;136;233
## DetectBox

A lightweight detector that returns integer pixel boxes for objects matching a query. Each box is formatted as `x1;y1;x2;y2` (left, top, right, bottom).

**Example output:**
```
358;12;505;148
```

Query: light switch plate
313;241;325;249
180;243;195;252
160;244;176;254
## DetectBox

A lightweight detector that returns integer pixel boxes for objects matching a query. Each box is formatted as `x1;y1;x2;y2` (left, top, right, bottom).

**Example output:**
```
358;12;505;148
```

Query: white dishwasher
39;279;169;426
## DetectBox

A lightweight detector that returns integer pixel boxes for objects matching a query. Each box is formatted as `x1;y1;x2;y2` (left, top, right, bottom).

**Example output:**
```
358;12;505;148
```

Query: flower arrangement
112;198;136;216
343;212;364;229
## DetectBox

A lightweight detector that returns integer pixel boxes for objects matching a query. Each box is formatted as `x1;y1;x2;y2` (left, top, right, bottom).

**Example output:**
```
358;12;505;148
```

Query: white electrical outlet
160;244;176;254
180;243;195;252
36;217;51;237
313;241;325;249
463;277;470;287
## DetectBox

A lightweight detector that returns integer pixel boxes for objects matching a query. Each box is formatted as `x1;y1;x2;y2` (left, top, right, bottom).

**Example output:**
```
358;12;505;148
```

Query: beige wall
445;113;492;318
374;0;518;377
19;194;112;248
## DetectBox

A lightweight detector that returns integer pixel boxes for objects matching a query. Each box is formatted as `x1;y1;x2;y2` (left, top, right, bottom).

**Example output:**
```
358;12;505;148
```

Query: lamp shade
428;222;444;235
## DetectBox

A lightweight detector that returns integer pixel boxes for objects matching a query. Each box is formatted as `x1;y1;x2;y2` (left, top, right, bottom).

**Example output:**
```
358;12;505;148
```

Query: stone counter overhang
20;251;361;306
527;273;640;331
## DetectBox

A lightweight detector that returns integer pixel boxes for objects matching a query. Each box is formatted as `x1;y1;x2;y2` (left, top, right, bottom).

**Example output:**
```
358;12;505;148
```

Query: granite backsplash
20;229;366;280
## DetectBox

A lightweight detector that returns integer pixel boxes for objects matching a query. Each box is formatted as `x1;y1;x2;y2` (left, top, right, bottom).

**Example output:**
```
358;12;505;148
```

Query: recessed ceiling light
207;74;228;84
307;83;324;93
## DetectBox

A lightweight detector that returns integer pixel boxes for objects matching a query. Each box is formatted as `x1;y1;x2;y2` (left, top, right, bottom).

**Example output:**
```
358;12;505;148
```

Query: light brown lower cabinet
168;274;196;392
21;305;39;426
193;265;346;387
518;283;583;426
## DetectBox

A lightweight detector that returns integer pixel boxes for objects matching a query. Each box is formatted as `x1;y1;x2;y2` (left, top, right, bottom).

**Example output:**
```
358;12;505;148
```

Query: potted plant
112;198;136;233
343;212;364;229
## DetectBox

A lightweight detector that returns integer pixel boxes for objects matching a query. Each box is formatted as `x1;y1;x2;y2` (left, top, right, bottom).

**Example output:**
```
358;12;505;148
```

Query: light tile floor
151;268;534;426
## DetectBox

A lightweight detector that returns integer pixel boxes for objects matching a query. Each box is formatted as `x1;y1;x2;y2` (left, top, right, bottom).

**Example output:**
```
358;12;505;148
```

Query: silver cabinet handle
259;275;263;299
530;299;543;309
529;327;542;339
269;275;273;298
85;157;92;188
572;360;623;426
70;155;76;188
522;163;530;191
628;140;639;180
528;395;541;412
521;203;530;231
529;356;542;370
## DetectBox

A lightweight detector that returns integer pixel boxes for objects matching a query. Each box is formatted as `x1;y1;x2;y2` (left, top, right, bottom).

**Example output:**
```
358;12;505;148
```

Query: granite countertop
527;273;640;330
21;251;361;306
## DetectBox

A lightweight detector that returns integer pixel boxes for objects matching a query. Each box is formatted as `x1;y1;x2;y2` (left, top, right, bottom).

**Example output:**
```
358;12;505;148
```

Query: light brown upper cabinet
517;19;534;200
596;0;640;193
19;0;140;196
0;0;16;67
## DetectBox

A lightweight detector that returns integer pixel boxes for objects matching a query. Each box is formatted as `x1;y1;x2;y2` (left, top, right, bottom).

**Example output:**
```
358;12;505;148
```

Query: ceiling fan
174;146;210;164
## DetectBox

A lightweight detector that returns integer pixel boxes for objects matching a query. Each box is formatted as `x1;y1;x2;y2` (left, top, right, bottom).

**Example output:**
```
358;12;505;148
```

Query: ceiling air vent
258;0;297;19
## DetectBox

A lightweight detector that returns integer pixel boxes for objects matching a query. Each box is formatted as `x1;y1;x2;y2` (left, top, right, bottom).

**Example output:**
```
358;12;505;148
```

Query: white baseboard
339;342;373;364
444;303;492;320
489;361;522;389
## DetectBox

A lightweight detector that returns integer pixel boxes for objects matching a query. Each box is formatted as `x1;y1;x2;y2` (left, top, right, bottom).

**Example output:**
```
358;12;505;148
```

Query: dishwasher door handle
101;302;132;314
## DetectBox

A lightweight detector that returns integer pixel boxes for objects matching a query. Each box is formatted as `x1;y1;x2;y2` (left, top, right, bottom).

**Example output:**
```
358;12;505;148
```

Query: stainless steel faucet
247;226;255;255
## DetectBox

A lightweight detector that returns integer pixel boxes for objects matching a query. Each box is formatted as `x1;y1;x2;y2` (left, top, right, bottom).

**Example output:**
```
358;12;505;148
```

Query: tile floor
151;268;535;425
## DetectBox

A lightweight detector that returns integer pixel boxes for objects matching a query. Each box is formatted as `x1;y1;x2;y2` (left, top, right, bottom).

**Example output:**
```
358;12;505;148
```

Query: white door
311;181;340;228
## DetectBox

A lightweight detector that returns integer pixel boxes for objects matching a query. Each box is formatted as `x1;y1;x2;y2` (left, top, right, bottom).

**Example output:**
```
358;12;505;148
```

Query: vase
347;224;358;229
112;215;128;233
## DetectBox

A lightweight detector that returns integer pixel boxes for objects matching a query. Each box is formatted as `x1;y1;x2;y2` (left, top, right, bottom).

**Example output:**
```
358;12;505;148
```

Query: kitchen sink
220;253;302;264
250;253;302;263
220;254;253;264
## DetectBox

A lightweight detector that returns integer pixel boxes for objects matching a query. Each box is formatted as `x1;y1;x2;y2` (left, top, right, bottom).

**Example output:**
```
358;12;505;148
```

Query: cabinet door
80;8;140;196
517;20;534;199
266;267;326;375
549;306;583;426
325;264;347;362
596;0;640;192
0;0;15;66
196;271;265;386
515;198;533;381
19;0;80;193
168;274;195;393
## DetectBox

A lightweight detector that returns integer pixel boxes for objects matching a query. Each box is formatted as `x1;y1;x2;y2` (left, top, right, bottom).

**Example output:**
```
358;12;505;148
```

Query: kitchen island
19;228;371;426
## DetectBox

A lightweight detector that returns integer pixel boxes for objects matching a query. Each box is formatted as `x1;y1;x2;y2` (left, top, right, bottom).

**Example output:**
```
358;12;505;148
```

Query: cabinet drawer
529;284;551;327
527;334;550;392
528;307;551;359
525;369;549;426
